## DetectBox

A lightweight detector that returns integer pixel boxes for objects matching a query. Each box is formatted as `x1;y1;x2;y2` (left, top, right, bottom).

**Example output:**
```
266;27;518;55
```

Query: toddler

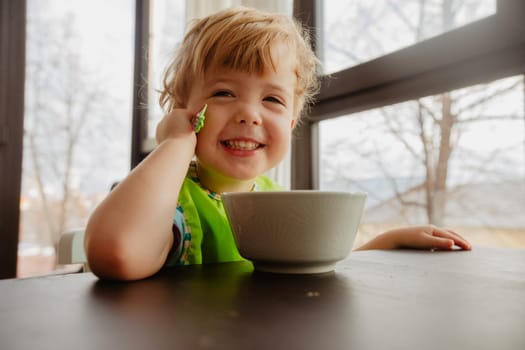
85;7;471;281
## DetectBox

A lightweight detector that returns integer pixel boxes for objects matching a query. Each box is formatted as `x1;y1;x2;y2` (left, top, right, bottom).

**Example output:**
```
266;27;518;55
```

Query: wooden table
1;246;524;350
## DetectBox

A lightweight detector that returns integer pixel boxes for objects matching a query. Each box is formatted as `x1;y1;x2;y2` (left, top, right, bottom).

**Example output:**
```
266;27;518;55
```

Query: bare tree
322;0;524;226
24;13;123;246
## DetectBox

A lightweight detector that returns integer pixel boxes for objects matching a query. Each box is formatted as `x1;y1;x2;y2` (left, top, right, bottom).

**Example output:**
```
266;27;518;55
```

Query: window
322;0;497;73
3;0;524;278
18;0;134;277
293;0;525;248
319;76;524;247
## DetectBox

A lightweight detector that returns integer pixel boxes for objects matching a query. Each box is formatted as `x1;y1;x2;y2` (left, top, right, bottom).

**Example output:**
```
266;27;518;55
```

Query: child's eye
212;90;234;98
264;96;285;105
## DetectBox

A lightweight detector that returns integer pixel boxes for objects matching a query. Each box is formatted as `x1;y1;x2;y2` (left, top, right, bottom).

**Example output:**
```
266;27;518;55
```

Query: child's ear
290;118;296;129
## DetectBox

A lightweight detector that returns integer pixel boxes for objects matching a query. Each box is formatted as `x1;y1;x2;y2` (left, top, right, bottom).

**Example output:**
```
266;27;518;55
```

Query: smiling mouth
221;140;265;151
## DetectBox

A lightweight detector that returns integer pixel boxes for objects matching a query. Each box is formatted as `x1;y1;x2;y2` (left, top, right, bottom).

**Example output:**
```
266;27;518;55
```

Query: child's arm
85;109;196;280
354;225;472;251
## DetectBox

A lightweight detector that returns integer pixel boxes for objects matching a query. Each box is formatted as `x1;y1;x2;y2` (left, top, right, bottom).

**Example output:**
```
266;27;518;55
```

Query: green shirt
165;162;282;266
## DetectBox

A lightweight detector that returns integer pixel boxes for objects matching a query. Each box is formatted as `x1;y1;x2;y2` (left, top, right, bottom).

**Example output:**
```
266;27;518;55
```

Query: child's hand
355;225;472;251
156;108;197;145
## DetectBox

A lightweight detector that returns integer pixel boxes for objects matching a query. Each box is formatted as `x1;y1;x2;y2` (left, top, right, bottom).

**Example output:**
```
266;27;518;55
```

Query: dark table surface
1;246;524;350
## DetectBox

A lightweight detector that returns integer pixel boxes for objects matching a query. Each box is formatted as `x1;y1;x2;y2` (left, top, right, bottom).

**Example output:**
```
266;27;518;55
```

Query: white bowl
222;191;367;274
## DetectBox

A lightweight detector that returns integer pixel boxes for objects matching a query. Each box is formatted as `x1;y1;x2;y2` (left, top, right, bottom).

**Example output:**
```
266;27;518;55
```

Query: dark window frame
0;0;26;279
131;0;150;168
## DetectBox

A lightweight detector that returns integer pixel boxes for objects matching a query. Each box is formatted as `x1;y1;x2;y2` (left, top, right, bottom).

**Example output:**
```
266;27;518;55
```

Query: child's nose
235;104;262;125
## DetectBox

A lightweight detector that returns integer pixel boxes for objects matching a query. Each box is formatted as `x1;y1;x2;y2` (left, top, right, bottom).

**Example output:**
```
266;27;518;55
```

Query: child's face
187;44;296;182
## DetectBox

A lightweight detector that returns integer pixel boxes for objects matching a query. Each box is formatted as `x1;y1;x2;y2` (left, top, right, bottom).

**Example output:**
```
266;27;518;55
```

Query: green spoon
192;104;207;133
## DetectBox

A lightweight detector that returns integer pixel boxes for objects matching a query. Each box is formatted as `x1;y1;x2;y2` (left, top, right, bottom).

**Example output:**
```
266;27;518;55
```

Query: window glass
322;0;497;73
319;76;525;249
20;0;134;277
146;0;186;144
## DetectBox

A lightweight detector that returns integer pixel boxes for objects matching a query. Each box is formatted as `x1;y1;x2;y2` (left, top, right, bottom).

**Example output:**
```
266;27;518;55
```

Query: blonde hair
159;7;319;119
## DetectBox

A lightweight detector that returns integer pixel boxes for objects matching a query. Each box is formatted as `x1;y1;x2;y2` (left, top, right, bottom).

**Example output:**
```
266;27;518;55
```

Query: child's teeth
226;140;259;150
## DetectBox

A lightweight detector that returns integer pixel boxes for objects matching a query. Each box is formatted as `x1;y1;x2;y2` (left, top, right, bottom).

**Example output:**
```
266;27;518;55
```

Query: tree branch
458;114;523;123
455;79;522;115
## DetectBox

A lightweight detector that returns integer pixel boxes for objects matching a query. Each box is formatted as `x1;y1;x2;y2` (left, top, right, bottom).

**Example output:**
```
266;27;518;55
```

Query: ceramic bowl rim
222;190;368;199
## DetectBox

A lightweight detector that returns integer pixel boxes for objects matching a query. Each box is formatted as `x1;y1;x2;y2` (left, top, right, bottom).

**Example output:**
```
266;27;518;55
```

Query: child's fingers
427;235;455;250
431;227;472;250
444;229;472;250
156;109;197;144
